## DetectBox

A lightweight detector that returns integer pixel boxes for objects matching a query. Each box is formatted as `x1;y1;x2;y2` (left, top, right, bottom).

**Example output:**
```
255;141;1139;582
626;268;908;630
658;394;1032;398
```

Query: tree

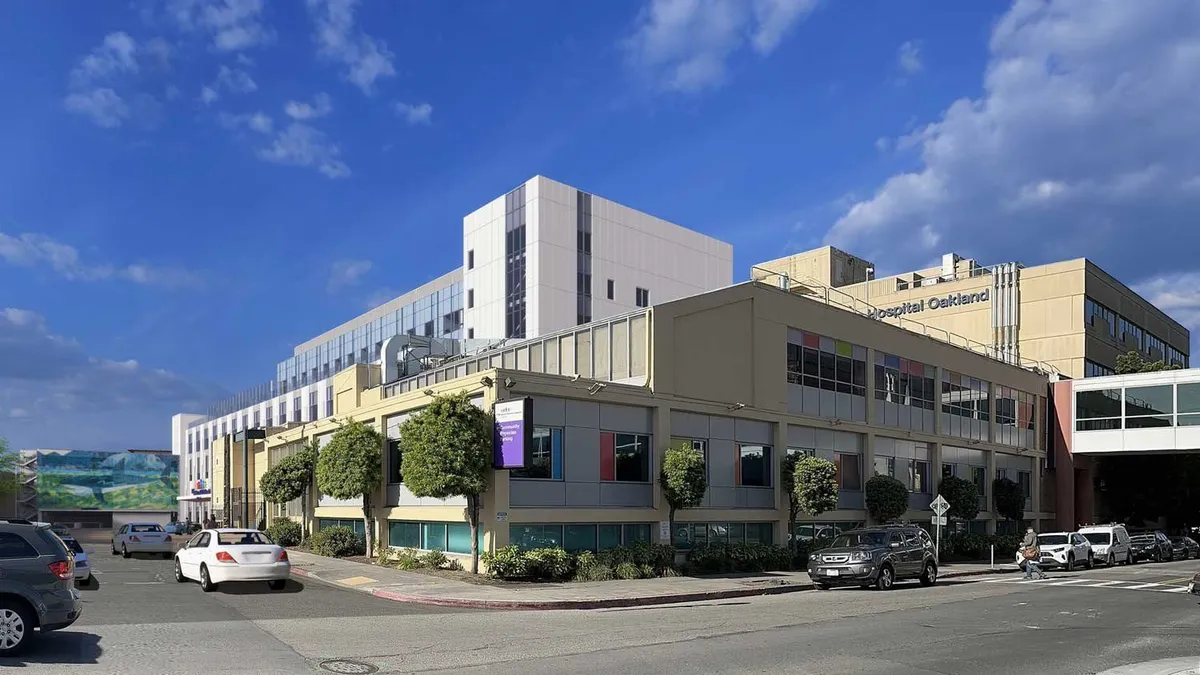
993;477;1024;524
0;438;17;503
316;420;384;556
792;456;839;544
939;475;980;522
399;392;492;574
660;442;707;538
260;439;317;540
780;454;802;550
1115;350;1181;374
865;474;909;524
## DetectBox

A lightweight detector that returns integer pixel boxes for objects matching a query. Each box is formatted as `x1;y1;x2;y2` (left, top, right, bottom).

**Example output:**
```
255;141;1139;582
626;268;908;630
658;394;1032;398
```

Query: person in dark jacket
1019;527;1046;579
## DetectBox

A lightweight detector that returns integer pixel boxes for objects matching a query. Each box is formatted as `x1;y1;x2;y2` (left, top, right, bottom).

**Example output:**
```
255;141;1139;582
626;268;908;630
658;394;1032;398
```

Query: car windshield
62;538;84;554
1038;535;1069;545
131;524;164;533
217;532;272;546
1082;532;1111;545
1171;536;1188;543
831;531;889;548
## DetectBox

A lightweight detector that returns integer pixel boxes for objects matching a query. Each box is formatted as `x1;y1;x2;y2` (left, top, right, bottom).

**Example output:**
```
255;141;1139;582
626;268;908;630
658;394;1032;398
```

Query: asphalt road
6;546;1200;675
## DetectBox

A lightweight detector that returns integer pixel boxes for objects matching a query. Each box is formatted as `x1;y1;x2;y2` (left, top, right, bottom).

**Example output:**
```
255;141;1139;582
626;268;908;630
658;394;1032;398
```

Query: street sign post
930;495;951;563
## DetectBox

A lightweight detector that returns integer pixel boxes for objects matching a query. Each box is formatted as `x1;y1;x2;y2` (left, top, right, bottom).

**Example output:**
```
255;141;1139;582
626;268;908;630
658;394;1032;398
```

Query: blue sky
2;0;1199;452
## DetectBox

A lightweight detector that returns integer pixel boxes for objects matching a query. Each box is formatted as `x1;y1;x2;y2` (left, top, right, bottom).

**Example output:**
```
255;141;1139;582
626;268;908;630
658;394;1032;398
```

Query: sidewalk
287;551;1020;610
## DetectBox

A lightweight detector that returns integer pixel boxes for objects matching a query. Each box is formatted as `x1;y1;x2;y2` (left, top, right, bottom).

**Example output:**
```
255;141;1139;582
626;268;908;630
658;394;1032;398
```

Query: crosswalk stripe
1047;579;1090;586
1161;586;1191;593
1087;581;1125;587
1124;582;1162;590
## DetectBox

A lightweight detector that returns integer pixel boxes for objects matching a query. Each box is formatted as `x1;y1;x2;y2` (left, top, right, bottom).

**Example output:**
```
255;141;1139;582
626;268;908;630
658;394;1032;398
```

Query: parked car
1130;531;1174;562
1078;524;1133;566
111;522;174;559
57;536;92;585
807;525;938;591
1014;532;1093;570
174;529;291;592
0;519;84;656
1170;536;1199;560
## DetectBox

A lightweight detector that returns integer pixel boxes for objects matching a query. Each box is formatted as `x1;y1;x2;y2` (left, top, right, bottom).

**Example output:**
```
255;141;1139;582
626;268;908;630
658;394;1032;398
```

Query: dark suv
1130;530;1173;563
0;519;84;656
807;525;939;590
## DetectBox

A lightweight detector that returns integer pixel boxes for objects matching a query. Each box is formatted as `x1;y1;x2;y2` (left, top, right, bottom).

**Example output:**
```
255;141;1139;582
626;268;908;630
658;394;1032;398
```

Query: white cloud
623;0;819;92
71;32;139;87
824;0;1200;285
64;88;130;128
8;408;29;420
394;101;432;125
0;231;201;288
1135;273;1200;335
874;136;891;152
218;110;274;134
328;259;372;291
200;65;257;104
200;86;219;105
284;92;333;120
167;0;274;52
896;40;923;75
307;0;396;94
257;122;351;178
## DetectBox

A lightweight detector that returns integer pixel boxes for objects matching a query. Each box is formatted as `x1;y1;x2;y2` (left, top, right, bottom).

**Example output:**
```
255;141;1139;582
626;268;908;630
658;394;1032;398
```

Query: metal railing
750;266;1061;378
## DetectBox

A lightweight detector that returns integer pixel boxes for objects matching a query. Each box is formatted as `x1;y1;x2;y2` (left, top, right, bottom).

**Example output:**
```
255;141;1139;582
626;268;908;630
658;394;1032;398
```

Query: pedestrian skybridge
1072;369;1200;454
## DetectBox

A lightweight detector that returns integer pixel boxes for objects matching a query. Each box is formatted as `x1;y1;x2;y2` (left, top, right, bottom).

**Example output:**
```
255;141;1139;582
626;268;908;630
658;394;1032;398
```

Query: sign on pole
930;495;950;516
930;494;950;564
933;515;948;526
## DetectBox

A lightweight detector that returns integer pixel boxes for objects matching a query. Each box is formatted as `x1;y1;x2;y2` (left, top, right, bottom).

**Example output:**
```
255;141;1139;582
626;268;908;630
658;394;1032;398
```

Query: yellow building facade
253;279;1057;563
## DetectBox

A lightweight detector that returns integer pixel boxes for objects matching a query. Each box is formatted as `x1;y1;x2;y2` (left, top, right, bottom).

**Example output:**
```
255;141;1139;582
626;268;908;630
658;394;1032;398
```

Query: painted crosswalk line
984;577;1191;594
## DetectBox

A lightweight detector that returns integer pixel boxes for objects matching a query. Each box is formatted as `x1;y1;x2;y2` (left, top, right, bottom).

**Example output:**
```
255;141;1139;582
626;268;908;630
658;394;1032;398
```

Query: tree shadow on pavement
216;579;305;595
0;631;102;667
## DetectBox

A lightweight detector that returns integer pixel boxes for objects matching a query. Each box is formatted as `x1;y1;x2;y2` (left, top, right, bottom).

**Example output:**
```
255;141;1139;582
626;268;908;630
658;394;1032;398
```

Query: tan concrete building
753;247;1190;380
253;277;1056;563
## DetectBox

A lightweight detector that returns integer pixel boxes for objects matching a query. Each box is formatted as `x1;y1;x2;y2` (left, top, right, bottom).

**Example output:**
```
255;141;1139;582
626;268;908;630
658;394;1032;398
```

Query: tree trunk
362;494;374;557
300;491;309;543
788;511;797;553
467;494;480;574
667;506;675;546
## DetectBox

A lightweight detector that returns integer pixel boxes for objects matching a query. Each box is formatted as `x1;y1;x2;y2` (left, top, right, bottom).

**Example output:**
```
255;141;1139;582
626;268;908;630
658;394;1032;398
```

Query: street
6;543;1200;674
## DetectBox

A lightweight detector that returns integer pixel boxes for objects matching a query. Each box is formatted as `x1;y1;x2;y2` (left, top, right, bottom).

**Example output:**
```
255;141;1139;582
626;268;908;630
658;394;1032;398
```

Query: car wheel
268;580;287;591
122;544;131;559
0;599;33;656
199;564;217;592
1107;552;1115;566
111;542;119;555
174;558;187;583
920;562;938;587
875;565;895;591
1086;554;1094;570
1066;554;1075;572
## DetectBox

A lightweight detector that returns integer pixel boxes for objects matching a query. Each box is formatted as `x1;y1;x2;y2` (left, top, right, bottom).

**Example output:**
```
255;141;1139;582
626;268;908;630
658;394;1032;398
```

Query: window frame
736;444;773;488
610;433;651;483
511;426;564;481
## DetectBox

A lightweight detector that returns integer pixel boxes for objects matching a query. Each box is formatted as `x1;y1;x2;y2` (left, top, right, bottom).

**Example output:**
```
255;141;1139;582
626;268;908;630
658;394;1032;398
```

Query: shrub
614;561;642;579
940;476;981;521
574;563;615;582
685;543;795;575
444;558;464;572
310;526;365;558
420;549;449;570
865;474;909;523
391;548;423;570
525;548;573;581
481;546;528;579
595;542;677;574
993;478;1025;523
266;519;302;548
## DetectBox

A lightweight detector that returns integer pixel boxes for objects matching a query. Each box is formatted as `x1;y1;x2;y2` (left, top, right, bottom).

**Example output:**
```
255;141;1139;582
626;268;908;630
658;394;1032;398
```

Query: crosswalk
985;576;1193;594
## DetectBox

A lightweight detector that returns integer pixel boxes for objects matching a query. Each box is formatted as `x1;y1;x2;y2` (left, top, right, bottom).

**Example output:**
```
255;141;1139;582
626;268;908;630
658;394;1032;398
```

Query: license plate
826;569;840;576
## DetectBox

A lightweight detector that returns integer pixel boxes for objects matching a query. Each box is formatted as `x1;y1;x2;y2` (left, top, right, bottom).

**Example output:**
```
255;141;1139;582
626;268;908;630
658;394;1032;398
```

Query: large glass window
672;522;774;550
995;387;1036;447
511;523;652;552
601;433;651;482
874;353;936;410
512;427;563;480
737;444;772;487
835;453;861;490
874;456;894;477
786;331;867;396
908;460;929;494
971;466;987;497
1076;388;1122;430
1178;383;1200;426
386;439;402;484
1125;385;1173;428
1085;297;1117;337
1084;360;1115;378
941;370;991;440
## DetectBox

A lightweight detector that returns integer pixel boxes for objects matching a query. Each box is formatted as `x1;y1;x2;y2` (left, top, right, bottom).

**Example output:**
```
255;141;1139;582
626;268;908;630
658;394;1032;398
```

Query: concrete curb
291;564;1019;611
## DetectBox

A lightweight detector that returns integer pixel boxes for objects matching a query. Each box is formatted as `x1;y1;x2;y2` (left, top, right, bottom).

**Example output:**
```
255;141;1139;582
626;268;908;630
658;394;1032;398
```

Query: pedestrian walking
1019;526;1046;579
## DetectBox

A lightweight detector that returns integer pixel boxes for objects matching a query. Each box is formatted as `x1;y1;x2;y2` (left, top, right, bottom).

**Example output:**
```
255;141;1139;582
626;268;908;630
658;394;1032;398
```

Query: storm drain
317;659;379;674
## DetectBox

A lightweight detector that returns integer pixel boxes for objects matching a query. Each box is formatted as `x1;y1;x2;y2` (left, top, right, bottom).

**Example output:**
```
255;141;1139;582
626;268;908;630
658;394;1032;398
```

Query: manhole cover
318;659;379;674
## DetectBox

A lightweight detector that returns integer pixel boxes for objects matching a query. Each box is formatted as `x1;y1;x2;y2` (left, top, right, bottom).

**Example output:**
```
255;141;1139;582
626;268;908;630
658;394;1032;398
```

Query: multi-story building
253;274;1054;565
753;247;1190;379
173;176;734;522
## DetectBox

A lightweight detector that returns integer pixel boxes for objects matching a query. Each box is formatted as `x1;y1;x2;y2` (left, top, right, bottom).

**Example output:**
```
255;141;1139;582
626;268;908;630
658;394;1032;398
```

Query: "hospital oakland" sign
868;289;990;320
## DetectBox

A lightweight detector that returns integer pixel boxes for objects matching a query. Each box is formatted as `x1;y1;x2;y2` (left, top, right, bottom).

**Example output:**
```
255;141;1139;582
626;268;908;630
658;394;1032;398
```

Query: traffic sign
931;494;950;516
932;515;947;526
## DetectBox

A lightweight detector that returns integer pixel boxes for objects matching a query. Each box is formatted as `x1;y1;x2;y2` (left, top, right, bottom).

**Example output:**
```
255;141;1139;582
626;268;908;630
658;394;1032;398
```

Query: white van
1078;524;1133;566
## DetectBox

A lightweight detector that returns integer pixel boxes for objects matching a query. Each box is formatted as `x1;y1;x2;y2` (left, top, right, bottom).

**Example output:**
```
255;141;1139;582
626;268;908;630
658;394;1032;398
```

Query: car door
113;525;126;550
903;530;924;575
181;532;210;578
886;532;907;574
1072;534;1089;561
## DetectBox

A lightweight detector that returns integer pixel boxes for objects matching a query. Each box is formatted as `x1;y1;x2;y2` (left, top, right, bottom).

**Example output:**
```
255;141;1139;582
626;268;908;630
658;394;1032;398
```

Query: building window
241;414;248;430
1118;316;1145;351
1017;470;1031;503
387;439;402;484
908;460;929;493
317;518;366;538
220;422;227;438
1075;388;1122;431
874;352;936;410
467;249;474;270
874;455;895;477
607;279;614;300
203;428;210;450
672;522;774;550
253;411;260;428
787;447;816;458
423;320;434;337
835;453;861;490
325;386;334;417
786;331;868;396
266;407;273;428
467;328;474;339
600;432;650;482
576;191;593;326
279;402;287;425
941;370;991;441
635;287;649;308
467;289;474;309
1084;360;1115;378
1085;297;1117;338
1178;383;1200;426
309;392;318;421
293;397;301;422
505;184;528;339
942;463;956;478
509;523;653;552
736;444;772;487
442;309;462;335
1125;385;1172;428
971;466;986;497
187;435;193;455
512;427;563;480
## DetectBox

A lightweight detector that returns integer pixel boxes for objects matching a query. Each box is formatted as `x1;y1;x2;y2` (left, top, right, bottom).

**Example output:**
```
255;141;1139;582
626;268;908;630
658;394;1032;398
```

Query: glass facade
576;191;593;325
505;184;528;338
941;370;991;441
671;522;774;550
873;352;936;431
1085;296;1188;368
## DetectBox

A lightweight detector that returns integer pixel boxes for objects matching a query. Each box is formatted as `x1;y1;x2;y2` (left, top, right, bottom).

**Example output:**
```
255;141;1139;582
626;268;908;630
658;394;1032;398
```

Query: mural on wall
36;450;179;511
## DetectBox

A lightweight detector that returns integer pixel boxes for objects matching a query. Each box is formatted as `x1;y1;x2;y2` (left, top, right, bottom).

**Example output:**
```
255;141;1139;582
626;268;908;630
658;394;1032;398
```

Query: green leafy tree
1115;350;1180;374
660;442;707;537
0;438;17;503
399;392;492;574
260;439;317;540
793;455;839;543
865;474;909;524
316;420;384;556
993;477;1025;524
939;475;980;522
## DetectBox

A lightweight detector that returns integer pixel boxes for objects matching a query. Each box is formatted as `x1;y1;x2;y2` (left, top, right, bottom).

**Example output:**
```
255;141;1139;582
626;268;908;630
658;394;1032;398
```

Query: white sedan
1014;532;1094;570
112;522;175;558
174;529;291;592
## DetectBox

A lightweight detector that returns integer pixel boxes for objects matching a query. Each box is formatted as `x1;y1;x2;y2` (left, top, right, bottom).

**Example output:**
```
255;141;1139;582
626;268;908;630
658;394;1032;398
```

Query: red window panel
600;432;616;481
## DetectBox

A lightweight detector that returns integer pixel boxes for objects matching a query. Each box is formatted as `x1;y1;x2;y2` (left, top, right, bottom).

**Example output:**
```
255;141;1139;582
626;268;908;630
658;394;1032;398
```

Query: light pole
233;428;266;528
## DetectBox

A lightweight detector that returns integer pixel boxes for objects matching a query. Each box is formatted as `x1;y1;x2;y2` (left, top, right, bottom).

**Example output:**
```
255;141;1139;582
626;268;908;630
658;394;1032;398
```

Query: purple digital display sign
493;398;532;469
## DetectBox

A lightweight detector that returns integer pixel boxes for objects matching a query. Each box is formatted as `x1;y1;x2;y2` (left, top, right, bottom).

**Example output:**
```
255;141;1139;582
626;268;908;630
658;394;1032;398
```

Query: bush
266;519;302;547
420;549;449;570
391;548;423;570
525;548;573;581
685;543;796;575
310;526;365;558
444;558;464;571
595;542;677;574
614;562;642;579
866;474;909;523
481;546;528;579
